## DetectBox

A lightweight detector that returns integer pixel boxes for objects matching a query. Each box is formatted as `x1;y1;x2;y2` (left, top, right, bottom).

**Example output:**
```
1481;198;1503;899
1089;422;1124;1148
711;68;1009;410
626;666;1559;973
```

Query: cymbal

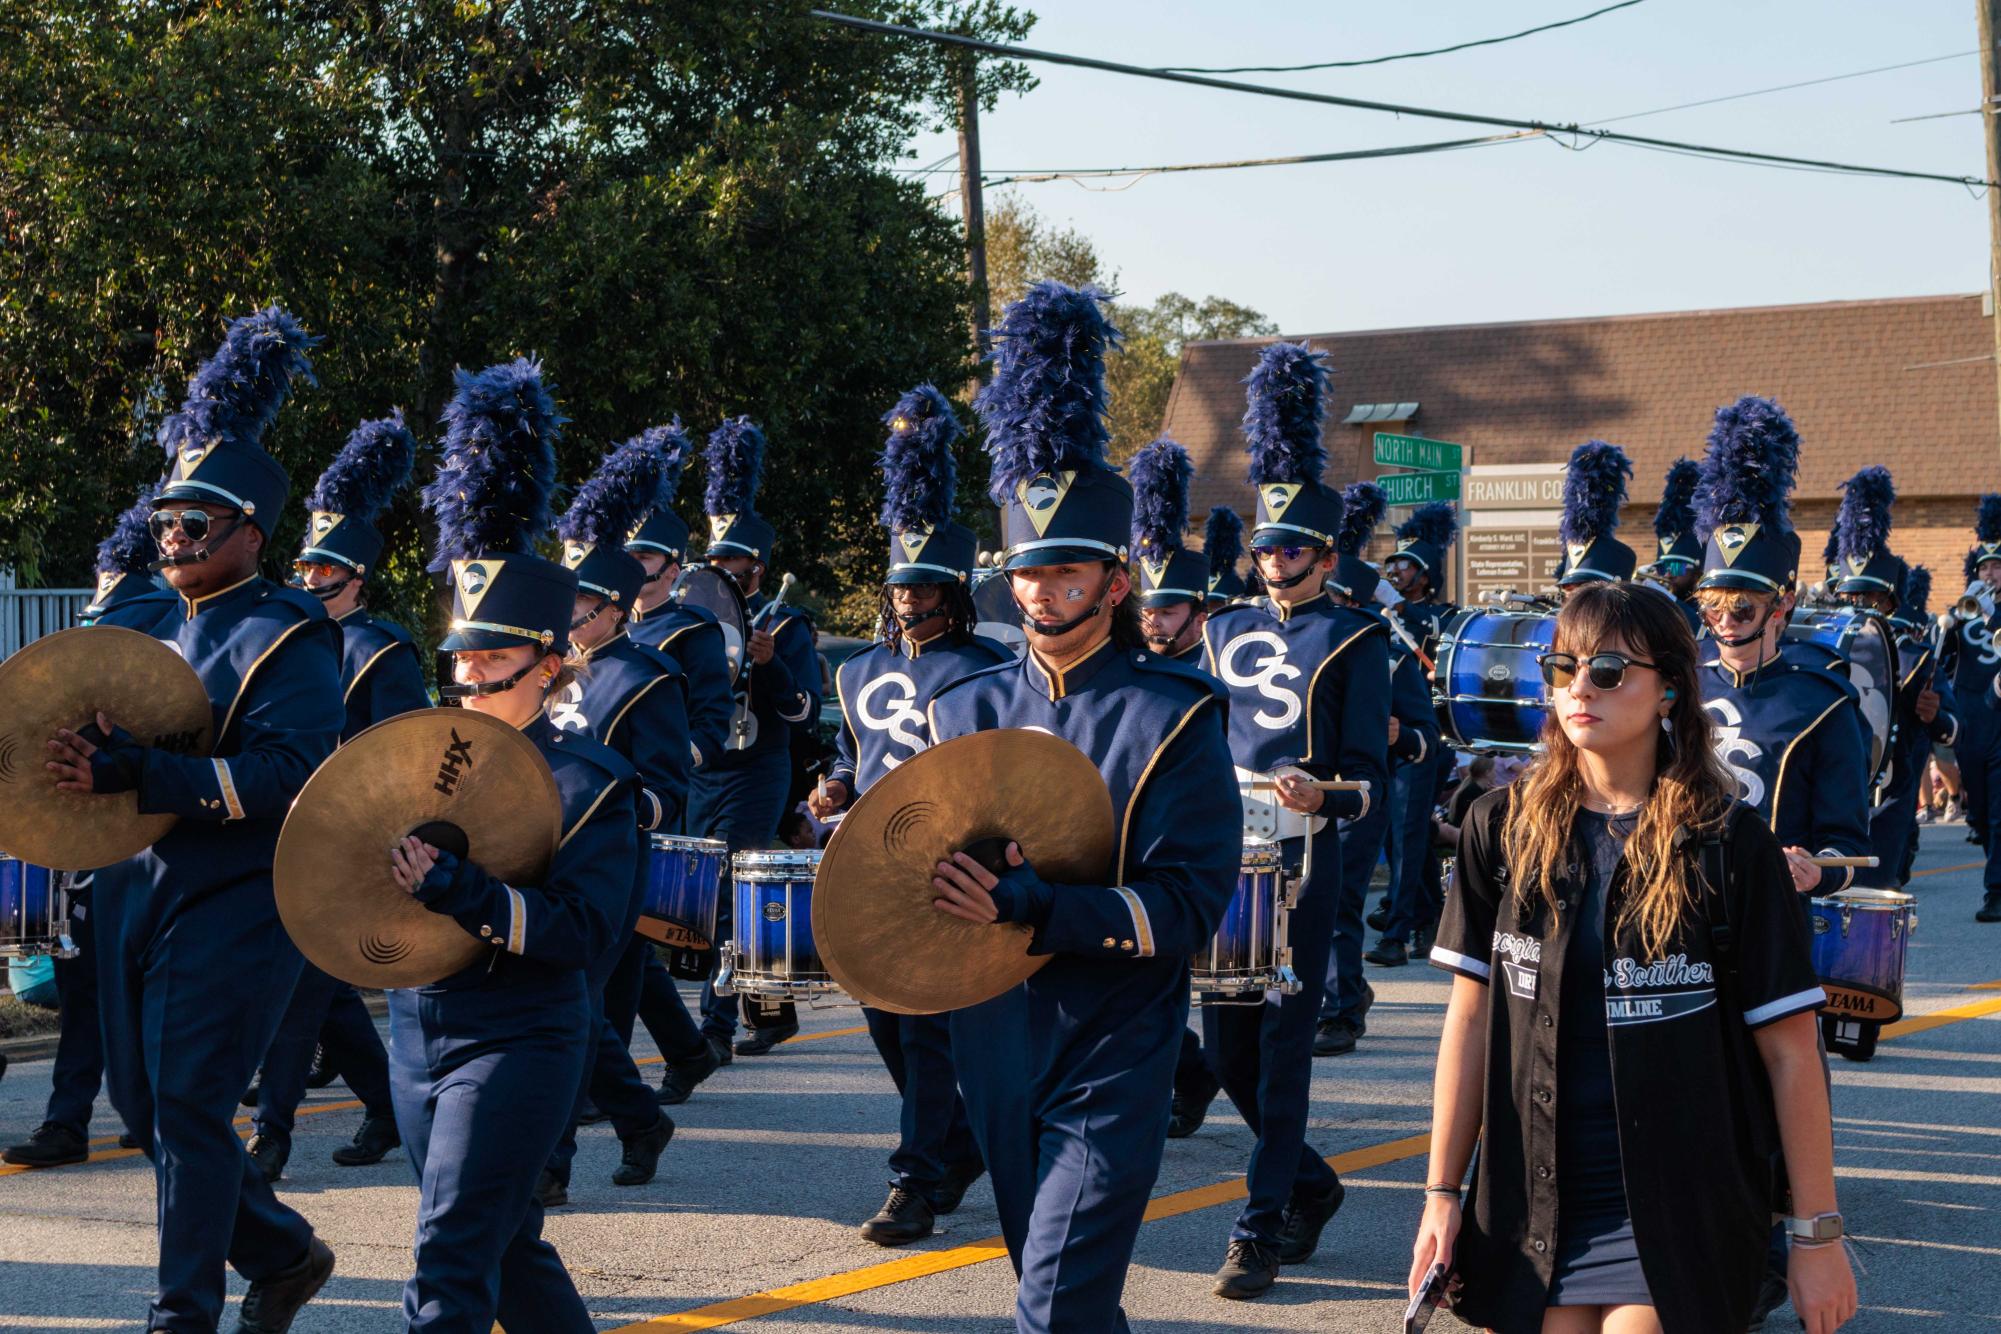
274;708;562;988
0;626;212;870
812;729;1114;1015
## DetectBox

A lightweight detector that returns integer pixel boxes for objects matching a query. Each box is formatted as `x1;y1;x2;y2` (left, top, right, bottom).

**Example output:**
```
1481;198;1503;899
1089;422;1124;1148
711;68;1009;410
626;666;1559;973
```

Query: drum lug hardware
714;943;739;998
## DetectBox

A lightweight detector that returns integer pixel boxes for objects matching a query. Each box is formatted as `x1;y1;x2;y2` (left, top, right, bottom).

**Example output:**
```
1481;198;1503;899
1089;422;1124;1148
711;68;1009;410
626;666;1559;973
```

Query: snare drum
636;834;728;979
1432;608;1556;753
716;849;845;1005
1192;842;1298;1004
0;855;73;959
1809;887;1916;1024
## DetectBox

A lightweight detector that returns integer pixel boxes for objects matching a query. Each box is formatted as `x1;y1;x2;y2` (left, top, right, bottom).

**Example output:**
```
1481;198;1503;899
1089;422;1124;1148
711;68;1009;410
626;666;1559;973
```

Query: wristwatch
1785;1212;1844;1243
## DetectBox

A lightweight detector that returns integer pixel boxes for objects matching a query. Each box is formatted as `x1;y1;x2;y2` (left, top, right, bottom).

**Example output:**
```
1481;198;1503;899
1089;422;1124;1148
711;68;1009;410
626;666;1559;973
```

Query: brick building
1160;293;2001;602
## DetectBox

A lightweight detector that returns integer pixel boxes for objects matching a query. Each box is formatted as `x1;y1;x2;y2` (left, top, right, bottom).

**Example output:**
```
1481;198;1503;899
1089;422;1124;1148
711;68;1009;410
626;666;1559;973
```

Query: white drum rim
650;833;728;853
1823;887;1915;908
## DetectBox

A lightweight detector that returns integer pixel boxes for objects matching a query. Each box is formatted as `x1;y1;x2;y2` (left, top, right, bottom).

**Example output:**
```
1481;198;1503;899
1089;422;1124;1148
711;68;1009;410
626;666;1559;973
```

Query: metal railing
0;588;92;660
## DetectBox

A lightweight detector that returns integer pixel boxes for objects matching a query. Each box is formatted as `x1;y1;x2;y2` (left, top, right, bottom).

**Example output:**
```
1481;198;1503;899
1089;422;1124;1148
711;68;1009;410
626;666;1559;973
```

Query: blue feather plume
1906;565;1932;616
1338;482;1386;557
1242;342;1330;487
422;358;564;569
1397;501;1458;550
1205;506;1243;580
96;482;160;577
1978;493;2001;545
1559;440;1631;546
879;384;962;533
158;305;319;458
560;433;665;548
1693;396;1799;535
976;281;1121;504
1654;458;1699;539
1833;466;1895;562
704;417;766;517
308;411;415;520
630;420;690;498
1129;438;1193;562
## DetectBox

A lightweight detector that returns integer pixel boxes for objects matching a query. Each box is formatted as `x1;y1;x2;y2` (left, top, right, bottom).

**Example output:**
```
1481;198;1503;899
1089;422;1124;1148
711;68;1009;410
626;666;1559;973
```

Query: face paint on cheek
1065;587;1084;601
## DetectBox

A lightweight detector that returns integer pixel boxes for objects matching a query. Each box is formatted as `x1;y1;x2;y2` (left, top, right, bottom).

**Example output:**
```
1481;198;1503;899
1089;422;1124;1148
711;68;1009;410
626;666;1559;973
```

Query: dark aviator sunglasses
148;508;239;543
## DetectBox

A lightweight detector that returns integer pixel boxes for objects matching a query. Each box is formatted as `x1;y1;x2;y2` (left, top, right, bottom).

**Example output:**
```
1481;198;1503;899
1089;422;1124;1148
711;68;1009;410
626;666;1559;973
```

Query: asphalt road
1;823;1997;1332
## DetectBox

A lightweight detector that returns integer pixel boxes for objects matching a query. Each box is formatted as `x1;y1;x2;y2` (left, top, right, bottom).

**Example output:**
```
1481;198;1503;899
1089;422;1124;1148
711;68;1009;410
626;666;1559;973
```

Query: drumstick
1243;779;1371;793
1808;856;1879;868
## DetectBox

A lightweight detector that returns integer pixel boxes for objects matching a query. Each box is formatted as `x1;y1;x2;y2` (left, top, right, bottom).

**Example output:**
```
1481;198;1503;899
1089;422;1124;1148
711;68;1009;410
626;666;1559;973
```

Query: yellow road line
1908;860;1982;879
632;1025;869;1069
602;1133;1431;1332
1881;994;2001;1040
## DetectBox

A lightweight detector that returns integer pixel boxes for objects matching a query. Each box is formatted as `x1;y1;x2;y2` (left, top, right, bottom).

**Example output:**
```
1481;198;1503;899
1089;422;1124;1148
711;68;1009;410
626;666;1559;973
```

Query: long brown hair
1501;582;1736;956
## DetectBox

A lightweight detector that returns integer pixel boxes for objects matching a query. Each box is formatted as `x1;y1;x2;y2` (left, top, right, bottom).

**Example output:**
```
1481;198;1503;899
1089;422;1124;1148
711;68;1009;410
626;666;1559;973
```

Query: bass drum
1783;606;1900;798
671;566;751;684
1432;608;1556;753
970;570;1026;655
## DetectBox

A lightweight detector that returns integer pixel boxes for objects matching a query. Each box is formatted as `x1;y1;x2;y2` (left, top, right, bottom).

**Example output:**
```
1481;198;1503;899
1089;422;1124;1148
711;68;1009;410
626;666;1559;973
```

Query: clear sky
902;0;1990;335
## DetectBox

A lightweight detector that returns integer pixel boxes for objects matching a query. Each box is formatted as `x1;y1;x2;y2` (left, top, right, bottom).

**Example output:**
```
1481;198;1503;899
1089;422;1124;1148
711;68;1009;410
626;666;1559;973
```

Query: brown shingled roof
1165;294;2001;539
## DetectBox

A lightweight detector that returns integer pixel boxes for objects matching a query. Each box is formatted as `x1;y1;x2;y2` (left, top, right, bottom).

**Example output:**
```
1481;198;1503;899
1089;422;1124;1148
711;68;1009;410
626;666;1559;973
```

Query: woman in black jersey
1409;583;1856;1334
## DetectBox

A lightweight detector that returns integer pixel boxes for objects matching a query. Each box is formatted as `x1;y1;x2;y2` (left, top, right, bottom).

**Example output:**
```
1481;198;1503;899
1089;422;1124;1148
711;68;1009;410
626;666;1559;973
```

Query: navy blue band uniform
1947;494;2001;909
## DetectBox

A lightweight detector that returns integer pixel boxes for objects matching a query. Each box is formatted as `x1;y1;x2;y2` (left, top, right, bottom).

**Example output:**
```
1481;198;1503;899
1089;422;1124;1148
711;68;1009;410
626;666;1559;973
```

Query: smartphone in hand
1404;1261;1449;1333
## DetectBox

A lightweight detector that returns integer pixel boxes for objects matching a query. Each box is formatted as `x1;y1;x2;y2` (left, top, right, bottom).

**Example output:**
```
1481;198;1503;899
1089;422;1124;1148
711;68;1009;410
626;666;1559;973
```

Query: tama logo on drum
762;901;787;923
434;728;474;796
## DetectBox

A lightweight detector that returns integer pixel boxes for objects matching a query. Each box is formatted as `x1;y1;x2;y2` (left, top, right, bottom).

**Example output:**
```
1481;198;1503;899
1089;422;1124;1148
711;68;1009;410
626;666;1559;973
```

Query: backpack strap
1695;808;1741;987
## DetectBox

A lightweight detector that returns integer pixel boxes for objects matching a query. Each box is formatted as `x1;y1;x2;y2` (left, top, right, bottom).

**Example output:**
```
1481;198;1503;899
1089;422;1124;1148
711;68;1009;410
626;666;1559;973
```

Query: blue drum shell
731;858;825;979
0;855;58;957
1809;893;1912;1023
1435;609;1555;753
638;837;727;950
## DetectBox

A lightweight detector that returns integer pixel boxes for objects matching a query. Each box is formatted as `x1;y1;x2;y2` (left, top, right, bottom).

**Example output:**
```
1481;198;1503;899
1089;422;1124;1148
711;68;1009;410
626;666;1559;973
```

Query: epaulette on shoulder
260;582;332;623
969;632;1016;663
371;614;418;648
544;724;637;789
929;653;1017;705
1773;655;1862;705
627;638;686;679
1132;646;1227;703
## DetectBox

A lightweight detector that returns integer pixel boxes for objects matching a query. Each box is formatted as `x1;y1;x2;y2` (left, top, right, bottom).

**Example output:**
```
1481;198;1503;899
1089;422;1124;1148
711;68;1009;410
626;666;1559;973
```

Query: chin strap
895;609;944;630
295;573;355;603
1264;562;1322;592
438;659;543;700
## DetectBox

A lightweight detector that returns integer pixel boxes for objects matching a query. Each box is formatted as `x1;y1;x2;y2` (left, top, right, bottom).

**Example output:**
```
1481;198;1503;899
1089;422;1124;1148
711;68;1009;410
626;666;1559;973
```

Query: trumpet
1956;581;1995;621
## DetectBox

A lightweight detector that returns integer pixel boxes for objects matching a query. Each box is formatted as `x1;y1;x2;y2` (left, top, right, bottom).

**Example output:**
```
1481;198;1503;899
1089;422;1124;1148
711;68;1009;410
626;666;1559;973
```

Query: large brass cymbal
812;729;1114;1015
274;707;562;989
0;625;212;870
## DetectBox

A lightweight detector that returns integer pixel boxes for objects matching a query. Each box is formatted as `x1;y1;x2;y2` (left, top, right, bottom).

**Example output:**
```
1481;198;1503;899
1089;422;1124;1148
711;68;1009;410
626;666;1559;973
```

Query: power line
984;131;1539;188
1159;0;1647;75
1588;50;1978;126
811;10;1995;190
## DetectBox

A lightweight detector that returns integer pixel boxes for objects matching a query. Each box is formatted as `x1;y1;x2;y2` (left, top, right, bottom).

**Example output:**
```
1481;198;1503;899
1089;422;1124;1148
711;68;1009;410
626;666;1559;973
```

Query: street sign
1372;432;1463;473
1376;470;1460;506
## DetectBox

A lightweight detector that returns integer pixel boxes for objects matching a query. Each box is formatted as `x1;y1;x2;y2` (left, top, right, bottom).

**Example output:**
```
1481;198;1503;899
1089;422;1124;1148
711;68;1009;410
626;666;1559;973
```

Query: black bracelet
1425;1183;1462;1198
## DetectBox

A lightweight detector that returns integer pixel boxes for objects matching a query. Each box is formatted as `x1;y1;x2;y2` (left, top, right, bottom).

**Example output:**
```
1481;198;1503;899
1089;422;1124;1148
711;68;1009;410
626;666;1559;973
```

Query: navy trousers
1320;797;1390;1022
1172;1025;1218;1103
388;973;594;1334
1202;828;1343;1246
96;867;316;1332
1380;754;1445;945
627;946;708;1061
862;1006;981;1200
1868;743;1927;890
548;933;666;1188
255;963;394;1136
952;964;1185;1334
685;747;793;1042
1960;707;1998;860
44;886;103;1137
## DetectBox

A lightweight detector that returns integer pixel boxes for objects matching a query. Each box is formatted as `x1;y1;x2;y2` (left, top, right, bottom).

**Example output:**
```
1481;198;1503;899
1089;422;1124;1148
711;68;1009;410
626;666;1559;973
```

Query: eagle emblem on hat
454;559;495;616
1018;472;1075;537
898;530;930;563
1261;483;1300;520
1715;523;1757;563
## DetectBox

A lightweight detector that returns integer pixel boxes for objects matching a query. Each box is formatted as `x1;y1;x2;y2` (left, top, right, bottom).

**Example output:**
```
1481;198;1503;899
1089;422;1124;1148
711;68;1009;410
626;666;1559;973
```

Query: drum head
1434;608;1554;754
671;567;751;683
1786;609;1900;794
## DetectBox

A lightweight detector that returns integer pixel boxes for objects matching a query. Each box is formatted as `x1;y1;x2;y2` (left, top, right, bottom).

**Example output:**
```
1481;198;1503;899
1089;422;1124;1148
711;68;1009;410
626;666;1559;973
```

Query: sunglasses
1251;544;1319;562
1537;651;1659;691
147;508;239;543
1700;601;1767;625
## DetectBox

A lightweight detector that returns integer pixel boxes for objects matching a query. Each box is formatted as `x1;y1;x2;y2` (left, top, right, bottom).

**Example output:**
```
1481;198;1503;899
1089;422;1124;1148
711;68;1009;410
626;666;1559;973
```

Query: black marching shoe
533;1166;569;1209
118;1131;142;1150
1213;1238;1280;1299
1364;938;1410;967
1366;900;1391;933
612;1113;675;1186
2;1121;88;1168
860;1185;936;1246
1977;891;2001;923
1167;1083;1221;1138
707;1034;734;1066
931;1159;986;1215
1275;1179;1346;1264
733;1022;799;1057
246;1131;290;1184
1312;1017;1360;1057
240;1077;262;1109
577;1099;607;1126
330;1114;400;1167
657;1039;724;1105
302;1044;339;1090
237;1236;334;1334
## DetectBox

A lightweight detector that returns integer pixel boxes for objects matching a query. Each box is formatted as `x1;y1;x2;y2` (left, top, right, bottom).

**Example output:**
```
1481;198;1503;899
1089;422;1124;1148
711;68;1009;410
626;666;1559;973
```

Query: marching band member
1690;396;1870;1325
3;487;170;1169
1369;501;1458;966
1646;458;1705;634
1948;495;2001;923
536;432;689;1204
1204;504;1249;610
925;282;1238;1332
807;384;1006;1246
1201;341;1390;1298
690;417;821;1055
1553;440;1638;591
1886;568;1957;884
1318;481;1436;1057
46;309;343;1331
250;412;429;1183
392;358;644;1332
621;421;737;1104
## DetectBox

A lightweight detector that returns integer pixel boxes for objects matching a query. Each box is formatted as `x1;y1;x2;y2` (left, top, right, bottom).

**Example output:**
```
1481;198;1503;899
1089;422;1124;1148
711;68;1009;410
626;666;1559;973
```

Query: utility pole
1980;0;2001;452
957;51;991;377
